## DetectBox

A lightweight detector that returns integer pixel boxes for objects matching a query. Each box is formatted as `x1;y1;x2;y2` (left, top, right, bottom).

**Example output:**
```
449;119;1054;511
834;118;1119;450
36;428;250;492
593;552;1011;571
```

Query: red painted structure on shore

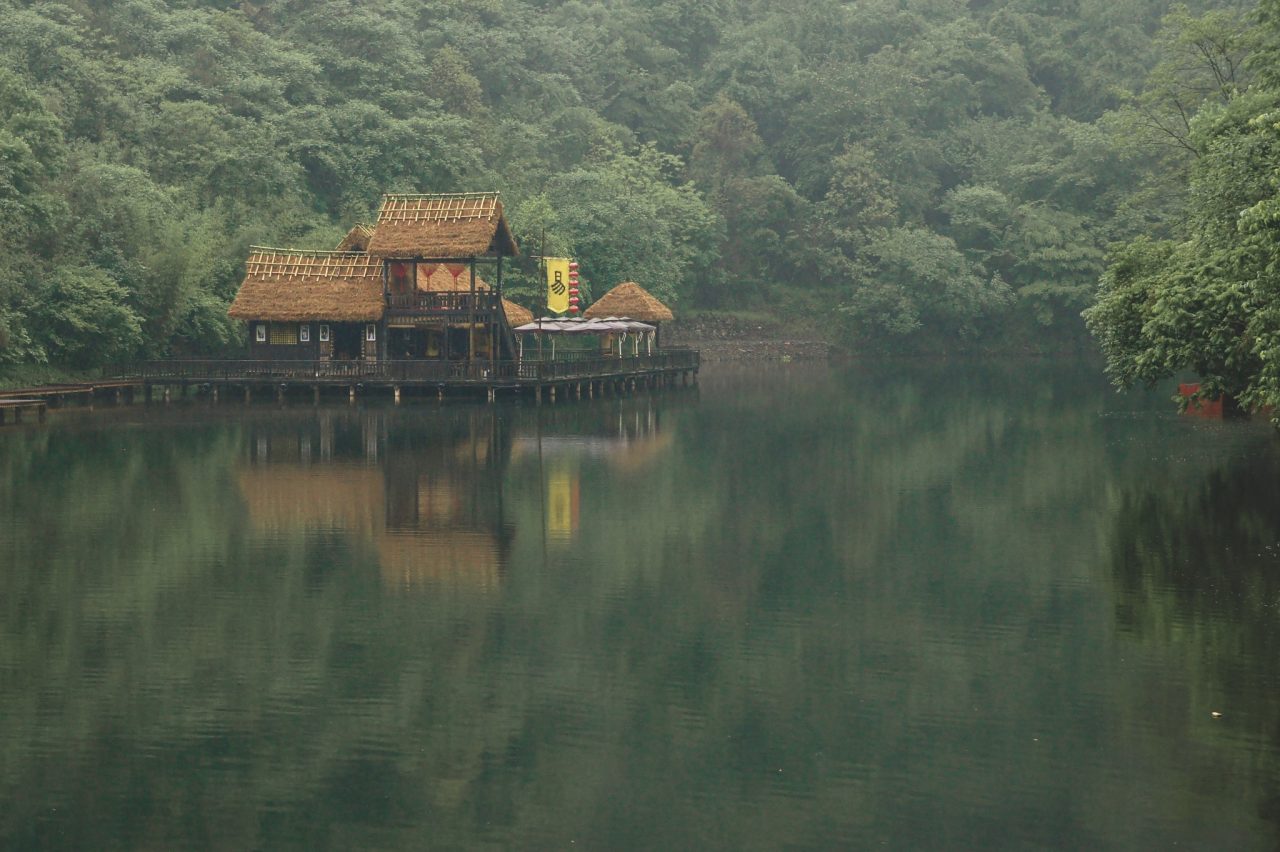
1178;383;1224;418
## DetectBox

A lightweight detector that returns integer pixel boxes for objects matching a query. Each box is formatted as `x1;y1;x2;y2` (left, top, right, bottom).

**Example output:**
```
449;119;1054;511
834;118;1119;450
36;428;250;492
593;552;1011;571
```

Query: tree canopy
0;0;1258;367
1085;0;1280;416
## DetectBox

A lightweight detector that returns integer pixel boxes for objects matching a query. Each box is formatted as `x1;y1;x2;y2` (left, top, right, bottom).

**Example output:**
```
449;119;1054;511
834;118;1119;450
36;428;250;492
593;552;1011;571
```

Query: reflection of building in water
546;467;580;541
513;395;674;472
509;396;677;541
238;411;512;591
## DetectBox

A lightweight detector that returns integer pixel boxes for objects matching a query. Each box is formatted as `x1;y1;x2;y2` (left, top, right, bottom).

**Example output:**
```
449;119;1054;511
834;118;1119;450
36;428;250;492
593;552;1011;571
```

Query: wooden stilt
313;386;320;405
349;386;356;404
244;386;251;403
394;386;401;405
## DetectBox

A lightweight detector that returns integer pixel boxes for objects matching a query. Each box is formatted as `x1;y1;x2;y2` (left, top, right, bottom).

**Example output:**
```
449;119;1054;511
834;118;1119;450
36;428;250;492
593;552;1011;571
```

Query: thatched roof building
367;192;519;259
583;282;674;322
415;263;532;326
335;223;374;252
228;248;384;321
227;249;533;326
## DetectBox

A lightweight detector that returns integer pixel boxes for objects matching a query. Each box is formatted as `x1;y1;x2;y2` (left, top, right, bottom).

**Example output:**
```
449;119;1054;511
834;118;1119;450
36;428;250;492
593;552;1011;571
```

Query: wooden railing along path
117;349;699;386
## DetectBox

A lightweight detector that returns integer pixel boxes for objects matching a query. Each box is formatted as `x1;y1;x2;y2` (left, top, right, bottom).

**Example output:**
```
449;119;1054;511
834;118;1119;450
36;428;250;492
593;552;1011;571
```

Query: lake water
4;361;1280;850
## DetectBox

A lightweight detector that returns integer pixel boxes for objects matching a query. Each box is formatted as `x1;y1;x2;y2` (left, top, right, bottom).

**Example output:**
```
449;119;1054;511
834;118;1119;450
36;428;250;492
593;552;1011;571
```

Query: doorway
332;323;363;359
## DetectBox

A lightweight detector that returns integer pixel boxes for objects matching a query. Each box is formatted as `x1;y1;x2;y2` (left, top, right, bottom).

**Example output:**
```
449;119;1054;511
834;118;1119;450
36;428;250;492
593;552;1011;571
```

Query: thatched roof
228;248;384;322
367;192;519;259
415;263;532;326
502;298;533;327
335;223;373;252
583;281;674;322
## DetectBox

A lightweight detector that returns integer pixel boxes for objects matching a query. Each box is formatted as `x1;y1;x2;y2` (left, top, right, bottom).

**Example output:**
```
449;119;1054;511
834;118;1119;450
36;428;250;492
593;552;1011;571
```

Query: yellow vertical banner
545;257;571;314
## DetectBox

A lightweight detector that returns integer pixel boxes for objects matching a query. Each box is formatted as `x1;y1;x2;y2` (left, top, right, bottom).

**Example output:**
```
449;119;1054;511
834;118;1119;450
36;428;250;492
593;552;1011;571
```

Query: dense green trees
0;0;1256;368
1085;0;1280;415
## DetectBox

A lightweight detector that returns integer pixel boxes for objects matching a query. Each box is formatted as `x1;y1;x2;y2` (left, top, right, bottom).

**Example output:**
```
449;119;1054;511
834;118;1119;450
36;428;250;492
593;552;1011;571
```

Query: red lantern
568;262;582;313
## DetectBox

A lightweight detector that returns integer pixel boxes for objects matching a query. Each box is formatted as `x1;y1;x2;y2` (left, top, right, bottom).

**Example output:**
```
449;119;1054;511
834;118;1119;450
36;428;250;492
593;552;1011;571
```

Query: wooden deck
115;348;700;402
0;399;47;424
0;379;145;404
0;350;698;415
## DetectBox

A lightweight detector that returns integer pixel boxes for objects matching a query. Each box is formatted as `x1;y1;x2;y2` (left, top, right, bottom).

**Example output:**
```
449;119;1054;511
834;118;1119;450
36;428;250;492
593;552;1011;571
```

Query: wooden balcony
385;290;501;315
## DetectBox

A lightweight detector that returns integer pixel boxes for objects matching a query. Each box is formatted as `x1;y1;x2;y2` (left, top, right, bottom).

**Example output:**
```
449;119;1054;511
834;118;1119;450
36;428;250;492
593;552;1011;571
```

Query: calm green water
4;362;1280;850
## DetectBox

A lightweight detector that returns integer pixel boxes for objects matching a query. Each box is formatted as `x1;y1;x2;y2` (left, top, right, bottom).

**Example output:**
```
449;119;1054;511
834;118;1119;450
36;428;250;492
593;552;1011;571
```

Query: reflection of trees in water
1109;449;1280;837
0;401;696;848
5;373;1279;847
0;367;1134;847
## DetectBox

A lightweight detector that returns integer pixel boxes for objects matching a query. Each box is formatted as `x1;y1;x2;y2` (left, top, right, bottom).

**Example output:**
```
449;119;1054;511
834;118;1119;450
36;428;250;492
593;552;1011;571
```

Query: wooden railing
386;291;502;313
115;350;699;385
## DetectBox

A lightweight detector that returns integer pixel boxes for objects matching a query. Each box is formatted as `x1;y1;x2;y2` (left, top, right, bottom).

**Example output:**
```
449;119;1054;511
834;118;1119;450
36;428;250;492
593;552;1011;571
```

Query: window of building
299;324;311;343
319;324;330;342
269;323;298;346
365;324;377;342
388;262;413;296
255;324;267;343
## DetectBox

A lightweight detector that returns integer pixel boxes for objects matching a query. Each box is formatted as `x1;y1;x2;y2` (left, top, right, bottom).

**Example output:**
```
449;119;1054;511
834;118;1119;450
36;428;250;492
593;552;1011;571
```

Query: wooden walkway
118;350;699;403
0;351;698;414
0;379;145;405
0;399;47;424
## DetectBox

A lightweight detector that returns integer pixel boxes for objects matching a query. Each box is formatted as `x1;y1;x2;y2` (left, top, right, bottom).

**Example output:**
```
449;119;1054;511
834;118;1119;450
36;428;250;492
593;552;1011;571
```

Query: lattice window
269;323;298;345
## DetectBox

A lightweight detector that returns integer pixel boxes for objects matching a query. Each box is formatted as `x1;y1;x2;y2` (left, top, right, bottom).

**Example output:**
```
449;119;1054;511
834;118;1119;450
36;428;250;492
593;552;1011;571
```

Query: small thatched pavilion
583;281;675;345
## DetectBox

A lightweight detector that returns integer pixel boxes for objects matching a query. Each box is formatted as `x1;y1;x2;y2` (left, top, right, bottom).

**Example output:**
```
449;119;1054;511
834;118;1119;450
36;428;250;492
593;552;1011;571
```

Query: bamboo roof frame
229;247;385;322
367;191;519;259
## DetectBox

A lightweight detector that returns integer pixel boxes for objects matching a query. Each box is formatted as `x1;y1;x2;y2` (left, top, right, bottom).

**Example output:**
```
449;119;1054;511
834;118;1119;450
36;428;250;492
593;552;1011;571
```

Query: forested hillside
0;0;1254;367
1086;0;1280;417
